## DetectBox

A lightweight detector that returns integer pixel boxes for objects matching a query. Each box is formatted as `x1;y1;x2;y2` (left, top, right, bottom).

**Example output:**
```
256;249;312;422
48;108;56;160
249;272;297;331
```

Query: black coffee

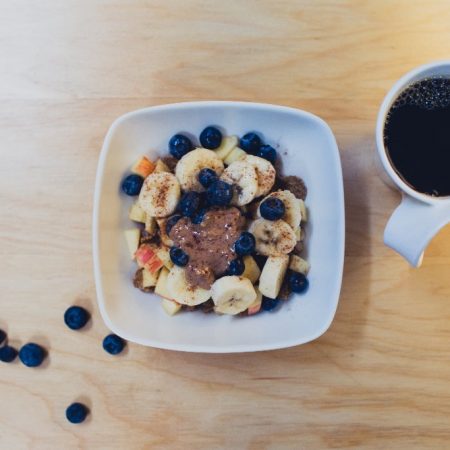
384;77;450;197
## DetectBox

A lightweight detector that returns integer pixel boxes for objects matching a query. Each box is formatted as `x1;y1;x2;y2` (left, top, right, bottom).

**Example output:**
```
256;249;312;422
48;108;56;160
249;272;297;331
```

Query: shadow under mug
376;60;450;267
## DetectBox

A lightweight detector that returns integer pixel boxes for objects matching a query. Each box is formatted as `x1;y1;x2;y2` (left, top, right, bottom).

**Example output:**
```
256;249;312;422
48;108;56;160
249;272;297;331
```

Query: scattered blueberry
259;197;285;221
289;272;309;293
198;168;218;188
206;180;233;206
66;402;89;424
257;144;277;164
227;258;245;276
261;297;279;311
199;126;222;149
0;346;18;363
102;334;125;355
64;306;90;330
121;174;144;196
0;329;6;346
169;134;193;159
19;343;45;367
191;207;207;224
165;214;182;235
178;192;201;217
170;247;189;267
234;232;256;256
240;132;262;154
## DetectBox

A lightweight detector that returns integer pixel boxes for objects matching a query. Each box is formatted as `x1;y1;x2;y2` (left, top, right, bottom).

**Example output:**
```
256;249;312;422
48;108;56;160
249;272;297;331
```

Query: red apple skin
135;244;154;265
131;156;155;178
135;244;163;273
144;257;164;274
248;302;261;315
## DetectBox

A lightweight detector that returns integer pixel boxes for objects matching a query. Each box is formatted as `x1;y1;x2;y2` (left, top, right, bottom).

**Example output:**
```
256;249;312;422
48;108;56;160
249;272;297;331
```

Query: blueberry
198;168;218;188
227;258;245;276
200;126;222;149
121;174;144;196
19;343;45;367
206;180;233;206
234;232;255;256
0;329;6;346
257;144;277;164
170;247;189;266
102;334;125;355
289;272;309;293
240;132;262;154
178;192;201;217
169;134;193;159
259;197;285;221
197;190;209;206
191;207;207;224
66;402;89;424
165;214;182;235
0;346;18;363
261;297;279;311
64;306;90;330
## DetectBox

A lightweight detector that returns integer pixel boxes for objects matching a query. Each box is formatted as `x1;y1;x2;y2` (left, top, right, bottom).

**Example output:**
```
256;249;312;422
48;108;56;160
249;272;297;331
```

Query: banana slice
224;147;246;165
258;190;301;230
215;135;238;160
259;255;289;299
211;276;257;315
243;155;276;197
220;160;258;206
249;218;297;256
175;148;224;192
166;266;211;306
138;172;180;218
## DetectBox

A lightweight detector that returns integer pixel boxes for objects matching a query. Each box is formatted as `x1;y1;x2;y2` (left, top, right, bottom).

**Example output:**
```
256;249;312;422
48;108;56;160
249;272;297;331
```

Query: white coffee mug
376;61;450;267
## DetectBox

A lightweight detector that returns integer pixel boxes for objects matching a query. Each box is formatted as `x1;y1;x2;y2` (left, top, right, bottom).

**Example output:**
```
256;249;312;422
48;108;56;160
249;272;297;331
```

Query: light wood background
1;1;450;449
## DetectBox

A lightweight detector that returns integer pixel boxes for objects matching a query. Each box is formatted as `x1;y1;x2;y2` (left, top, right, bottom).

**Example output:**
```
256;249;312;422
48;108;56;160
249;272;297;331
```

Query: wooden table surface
1;1;450;449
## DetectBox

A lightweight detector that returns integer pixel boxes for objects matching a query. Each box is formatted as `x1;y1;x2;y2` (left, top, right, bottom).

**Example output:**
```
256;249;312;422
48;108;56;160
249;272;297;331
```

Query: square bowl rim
93;100;345;353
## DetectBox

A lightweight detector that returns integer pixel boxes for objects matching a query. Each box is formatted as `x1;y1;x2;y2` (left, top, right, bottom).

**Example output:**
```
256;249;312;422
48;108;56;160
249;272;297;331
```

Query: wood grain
1;1;450;449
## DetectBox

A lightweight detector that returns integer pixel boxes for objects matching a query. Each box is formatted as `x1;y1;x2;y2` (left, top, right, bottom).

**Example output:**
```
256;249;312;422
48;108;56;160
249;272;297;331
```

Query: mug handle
384;195;450;267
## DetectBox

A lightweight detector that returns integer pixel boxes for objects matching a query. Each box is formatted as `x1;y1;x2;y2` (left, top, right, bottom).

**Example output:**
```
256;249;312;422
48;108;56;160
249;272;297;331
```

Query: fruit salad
122;127;310;316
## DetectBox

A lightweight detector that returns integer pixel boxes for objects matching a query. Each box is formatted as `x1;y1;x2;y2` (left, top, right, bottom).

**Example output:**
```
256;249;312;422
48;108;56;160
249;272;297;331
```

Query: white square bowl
93;101;344;353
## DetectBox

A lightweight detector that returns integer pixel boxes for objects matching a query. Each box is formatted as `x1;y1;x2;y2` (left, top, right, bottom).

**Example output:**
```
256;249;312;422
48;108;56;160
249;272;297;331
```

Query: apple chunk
142;268;159;287
124;229;141;259
129;202;146;223
155;267;171;299
154;159;170;173
242;255;261;284
289;255;310;275
161;298;182;316
135;244;164;273
155;246;174;270
248;287;263;315
131;155;155;178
